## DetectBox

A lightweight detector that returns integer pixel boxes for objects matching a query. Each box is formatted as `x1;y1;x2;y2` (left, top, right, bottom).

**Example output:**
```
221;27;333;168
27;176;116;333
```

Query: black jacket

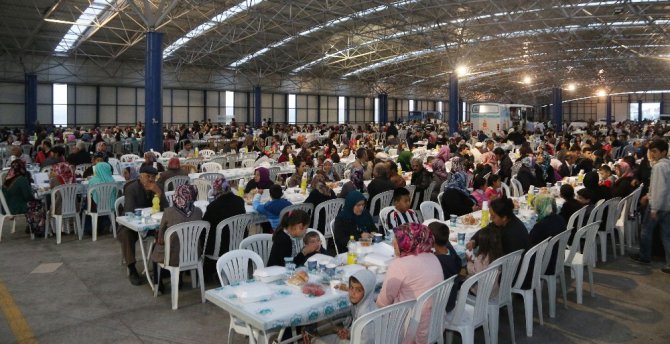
440;189;475;217
333;217;377;253
202;192;247;256
267;230;325;267
304;189;337;234
530;214;566;275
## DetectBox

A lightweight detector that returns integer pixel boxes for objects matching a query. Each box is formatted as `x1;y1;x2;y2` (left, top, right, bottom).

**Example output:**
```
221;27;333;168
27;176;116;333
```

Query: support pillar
552;87;563;133
95;85;100;128
638;100;643;122
24;74;37;134
254;86;261;128
144;31;163;152
448;74;458;135
606;95;613;127
378;93;388;124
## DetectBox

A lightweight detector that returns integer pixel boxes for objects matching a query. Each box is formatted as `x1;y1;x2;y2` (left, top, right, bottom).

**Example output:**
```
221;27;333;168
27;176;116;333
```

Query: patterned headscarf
167;157;180;170
521;156;536;177
534;194;556;221
615;161;634;178
437;145;451;162
173;184;197;218
432;159;448;180
450;156;467;173
212;176;231;197
480;152;499;173
350;167;365;192
53;162;75;184
444;171;470;196
310;173;331;196
393;223;435;257
4;159;28;187
537;152;552;180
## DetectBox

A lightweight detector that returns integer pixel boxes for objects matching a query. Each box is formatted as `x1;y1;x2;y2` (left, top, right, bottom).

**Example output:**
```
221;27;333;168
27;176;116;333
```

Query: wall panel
100;87;116;105
117;87;135;105
0;82;24;125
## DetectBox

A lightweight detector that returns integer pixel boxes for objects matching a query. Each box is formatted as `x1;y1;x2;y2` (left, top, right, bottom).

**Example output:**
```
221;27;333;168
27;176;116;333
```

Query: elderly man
67;142;91;166
9;145;31;164
367;162;395;211
118;165;168;285
410;157;433;204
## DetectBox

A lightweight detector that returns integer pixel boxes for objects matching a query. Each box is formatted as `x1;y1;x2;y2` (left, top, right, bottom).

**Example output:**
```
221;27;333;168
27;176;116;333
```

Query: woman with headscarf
535;151;556;185
529;194;566;276
436;145;451;163
88;162;116;210
49;162;77;217
337;167;366;198
244;166;274;194
478;151;499;177
515;156;541;193
333;191;377;253
440;172;478;216
321;159;341;182
304;173;337;234
583;170;611;203
430;158;449;201
151;184;203;293
2;160;45;236
611;161;636;198
397;151;413;172
377;223;443;344
156;157;188;191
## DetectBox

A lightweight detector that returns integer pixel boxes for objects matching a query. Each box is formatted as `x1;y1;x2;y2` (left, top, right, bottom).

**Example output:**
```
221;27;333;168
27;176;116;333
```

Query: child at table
310;269;377;344
428;222;463;312
485;174;503;200
386;187;420;230
465;227;501;296
252;184;292;230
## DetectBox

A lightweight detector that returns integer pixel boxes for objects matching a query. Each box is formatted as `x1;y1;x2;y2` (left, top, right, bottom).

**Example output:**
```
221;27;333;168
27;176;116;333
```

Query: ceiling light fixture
455;65;468;77
566;83;577;91
523;76;532;84
596;89;608;97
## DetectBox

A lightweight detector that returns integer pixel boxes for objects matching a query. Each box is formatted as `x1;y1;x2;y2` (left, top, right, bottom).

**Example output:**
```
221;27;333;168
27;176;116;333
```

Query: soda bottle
480;201;489;228
347;236;358;265
300;172;308;194
238;178;245;197
151;194;160;214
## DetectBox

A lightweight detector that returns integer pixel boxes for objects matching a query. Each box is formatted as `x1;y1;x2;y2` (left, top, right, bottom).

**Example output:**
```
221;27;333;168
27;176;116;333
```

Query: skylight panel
54;0;114;54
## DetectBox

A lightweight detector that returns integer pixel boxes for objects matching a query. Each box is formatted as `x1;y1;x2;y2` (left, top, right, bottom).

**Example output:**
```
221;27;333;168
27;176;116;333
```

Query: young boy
598;165;616;188
386;187;420;230
295;231;326;266
252;184;292;229
428;222;463;312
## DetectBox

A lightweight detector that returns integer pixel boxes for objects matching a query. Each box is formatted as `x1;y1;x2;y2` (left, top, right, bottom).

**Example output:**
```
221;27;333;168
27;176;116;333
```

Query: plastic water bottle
238;178;245;197
577;169;585;185
397;164;402;176
480;201;489;228
151;194;160;214
194;147;199;158
347;236;358;265
300;172;308;194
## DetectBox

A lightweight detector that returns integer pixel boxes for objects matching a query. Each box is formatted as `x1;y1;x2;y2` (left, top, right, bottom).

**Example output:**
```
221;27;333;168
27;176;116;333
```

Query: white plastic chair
500;182;511;198
239;234;273;266
204;214;254;264
241;159;256;168
49;184;83;244
369;190;394;218
378;206;395;234
191;178;212;201
114;196;125;218
107;158;121;175
164;175;190;192
198;173;221;182
596;197;621;262
566;206;588;233
82;183;118;241
486;249;524;344
0;189;26;241
297;228;327;251
510;178;523;197
312;198;344;238
627;185;643;245
407;276;457;344
350;299;416;344
217;249;272;343
199;149;216;158
161;151;177;159
615;191;636;255
411;181;436;210
540;229;571;318
445;262;500;344
154;220;209;310
268;166;281;182
404;185;416;206
420;201;445;222
329;219;339;255
437;191;444;207
564;222;600;304
75;163;91;177
200;162;222;172
510;238;549;337
120;154;140;163
278;203;315;224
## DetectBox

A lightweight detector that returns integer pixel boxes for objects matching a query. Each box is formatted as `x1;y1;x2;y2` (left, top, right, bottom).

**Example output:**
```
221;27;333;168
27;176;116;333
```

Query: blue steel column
552;87;563;133
606;95;613;126
254;86;261;127
25;74;37;133
144;31;163;151
638;100;643;122
378;93;388;124
448;74;458;135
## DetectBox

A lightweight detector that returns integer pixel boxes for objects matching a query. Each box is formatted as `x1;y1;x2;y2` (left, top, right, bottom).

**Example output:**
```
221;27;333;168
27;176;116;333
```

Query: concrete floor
0;219;669;344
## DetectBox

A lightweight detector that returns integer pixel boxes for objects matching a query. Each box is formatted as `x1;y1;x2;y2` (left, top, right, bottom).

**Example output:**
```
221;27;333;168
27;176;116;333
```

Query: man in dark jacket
367;163;395;212
494;147;513;183
67;142;91;166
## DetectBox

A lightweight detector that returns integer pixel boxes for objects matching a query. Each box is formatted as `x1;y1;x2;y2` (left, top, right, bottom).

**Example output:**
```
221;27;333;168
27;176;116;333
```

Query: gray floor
0;219;669;344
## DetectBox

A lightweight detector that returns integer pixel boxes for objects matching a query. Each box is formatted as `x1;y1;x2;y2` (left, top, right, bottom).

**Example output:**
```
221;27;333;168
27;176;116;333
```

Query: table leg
136;234;155;291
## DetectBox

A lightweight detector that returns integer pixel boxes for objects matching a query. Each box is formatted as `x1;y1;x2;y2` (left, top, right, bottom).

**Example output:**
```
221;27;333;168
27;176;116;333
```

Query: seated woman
535;151;556;186
85;162;116;234
151;184;203;294
244;166;274;194
611;161;636;198
431;158;449;201
516;157;541;193
467;197;530;255
304;173;336;234
277;144;294;164
321;159;341;182
49;162;77;216
440;172;478;217
529;194;566;275
252;184;292;230
470;176;489;208
337;167;366;199
267;210;312;267
1;160;45;236
333;191;377;253
377;223;443;344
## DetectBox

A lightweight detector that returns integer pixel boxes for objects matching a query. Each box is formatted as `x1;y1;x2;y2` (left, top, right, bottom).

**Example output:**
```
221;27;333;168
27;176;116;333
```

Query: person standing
631;139;670;273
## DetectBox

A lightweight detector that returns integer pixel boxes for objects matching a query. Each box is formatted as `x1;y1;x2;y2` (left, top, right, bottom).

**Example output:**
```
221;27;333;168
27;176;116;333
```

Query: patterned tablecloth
205;279;351;332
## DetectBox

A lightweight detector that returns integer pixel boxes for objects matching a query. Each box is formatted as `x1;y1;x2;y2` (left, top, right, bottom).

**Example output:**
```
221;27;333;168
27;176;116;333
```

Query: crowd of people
1;117;669;343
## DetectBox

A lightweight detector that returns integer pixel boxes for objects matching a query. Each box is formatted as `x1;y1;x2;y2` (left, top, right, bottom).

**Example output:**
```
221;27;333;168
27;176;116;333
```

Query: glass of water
284;257;296;278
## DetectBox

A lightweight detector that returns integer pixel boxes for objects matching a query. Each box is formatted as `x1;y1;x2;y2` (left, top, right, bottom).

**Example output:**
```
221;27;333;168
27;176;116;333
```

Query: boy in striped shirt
386;187;420;230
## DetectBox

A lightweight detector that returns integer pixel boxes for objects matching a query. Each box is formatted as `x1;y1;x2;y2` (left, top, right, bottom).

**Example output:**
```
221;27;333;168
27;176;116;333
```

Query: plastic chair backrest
51;184;81;216
192;178;212;201
513;238;549;290
407;276;457;344
419;201;444;222
606;197;622;230
75;163;91;177
208;214;255;258
163;220;209;268
350;299;416;344
566;206;587;232
313;198;344;235
0;188;16;216
239;234;273;266
450;262;500;329
418;181;437;208
511;178;523;197
199;149;216;158
114;196;125;217
199;172;222;182
566;222;600;267
493;249;524;306
164;175;190;192
369;190;394;217
241;159;255;168
500;182;511;198
86;182;117;215
162;151;177;159
541;229;571;276
329;219;339;254
201;162;222;172
587;198;609;224
268;166;280;182
439;179;450;194
404;185;416;204
629;184;643;216
121;154;140;163
216;249;264;286
278;203;315;224
378;206;395;234
108;158;121;175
